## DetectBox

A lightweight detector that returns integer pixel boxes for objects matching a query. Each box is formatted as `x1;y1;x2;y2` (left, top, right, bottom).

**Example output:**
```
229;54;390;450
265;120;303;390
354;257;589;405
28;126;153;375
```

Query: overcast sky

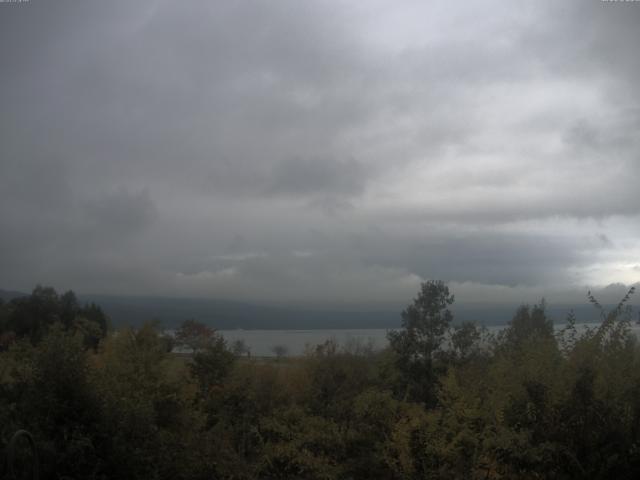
1;0;639;306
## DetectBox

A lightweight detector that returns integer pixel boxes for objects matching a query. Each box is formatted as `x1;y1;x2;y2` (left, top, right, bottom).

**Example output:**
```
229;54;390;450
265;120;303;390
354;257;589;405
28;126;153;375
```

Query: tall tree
500;301;553;352
387;280;454;405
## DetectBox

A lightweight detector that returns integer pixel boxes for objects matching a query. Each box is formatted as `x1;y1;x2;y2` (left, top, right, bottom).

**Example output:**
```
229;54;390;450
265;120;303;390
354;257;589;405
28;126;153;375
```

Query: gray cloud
267;157;367;197
1;0;639;304
83;188;157;234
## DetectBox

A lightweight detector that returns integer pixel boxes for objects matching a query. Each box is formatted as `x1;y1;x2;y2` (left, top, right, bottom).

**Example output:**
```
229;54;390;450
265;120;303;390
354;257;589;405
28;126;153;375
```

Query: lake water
218;322;640;357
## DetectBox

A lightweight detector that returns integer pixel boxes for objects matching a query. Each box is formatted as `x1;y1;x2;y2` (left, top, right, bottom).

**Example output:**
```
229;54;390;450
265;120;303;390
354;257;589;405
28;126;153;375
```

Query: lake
217;322;640;357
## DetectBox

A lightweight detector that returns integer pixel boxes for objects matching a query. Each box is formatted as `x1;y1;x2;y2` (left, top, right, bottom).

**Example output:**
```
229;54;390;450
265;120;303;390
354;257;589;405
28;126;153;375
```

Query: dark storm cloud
1;0;639;302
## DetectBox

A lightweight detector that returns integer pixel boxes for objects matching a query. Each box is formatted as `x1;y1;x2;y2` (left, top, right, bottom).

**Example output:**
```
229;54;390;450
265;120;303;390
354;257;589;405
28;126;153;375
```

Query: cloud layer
1;0;639;305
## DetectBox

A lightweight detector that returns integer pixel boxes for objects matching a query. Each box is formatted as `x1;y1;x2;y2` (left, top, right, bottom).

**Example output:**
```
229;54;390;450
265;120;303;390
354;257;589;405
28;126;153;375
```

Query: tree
94;321;203;479
232;339;251;357
387;280;454;405
16;324;102;479
170;319;237;396
174;319;215;353
191;335;236;396
1;286;108;347
500;301;554;352
78;302;109;337
59;290;79;329
450;321;484;363
271;344;289;360
7;285;62;343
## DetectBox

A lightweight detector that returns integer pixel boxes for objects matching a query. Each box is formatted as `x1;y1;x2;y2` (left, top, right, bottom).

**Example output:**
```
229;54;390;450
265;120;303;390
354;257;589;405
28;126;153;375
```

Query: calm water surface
218;323;640;357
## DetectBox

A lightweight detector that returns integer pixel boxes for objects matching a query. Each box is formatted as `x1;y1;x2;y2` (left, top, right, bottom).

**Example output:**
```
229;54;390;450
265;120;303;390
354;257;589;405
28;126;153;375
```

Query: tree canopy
1;283;640;479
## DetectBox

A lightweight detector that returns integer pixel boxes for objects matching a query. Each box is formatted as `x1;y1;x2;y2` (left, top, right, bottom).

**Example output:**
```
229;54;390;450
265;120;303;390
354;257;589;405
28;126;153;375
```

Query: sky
1;0;639;307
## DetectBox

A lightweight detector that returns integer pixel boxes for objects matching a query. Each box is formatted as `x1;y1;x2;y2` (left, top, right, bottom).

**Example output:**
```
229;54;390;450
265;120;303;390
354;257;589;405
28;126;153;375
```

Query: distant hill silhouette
0;289;28;302
79;294;626;330
79;294;402;330
2;288;634;330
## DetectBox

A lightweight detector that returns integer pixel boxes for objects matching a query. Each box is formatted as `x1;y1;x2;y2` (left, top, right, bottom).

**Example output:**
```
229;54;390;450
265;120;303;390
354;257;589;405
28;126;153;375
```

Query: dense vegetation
1;282;639;479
